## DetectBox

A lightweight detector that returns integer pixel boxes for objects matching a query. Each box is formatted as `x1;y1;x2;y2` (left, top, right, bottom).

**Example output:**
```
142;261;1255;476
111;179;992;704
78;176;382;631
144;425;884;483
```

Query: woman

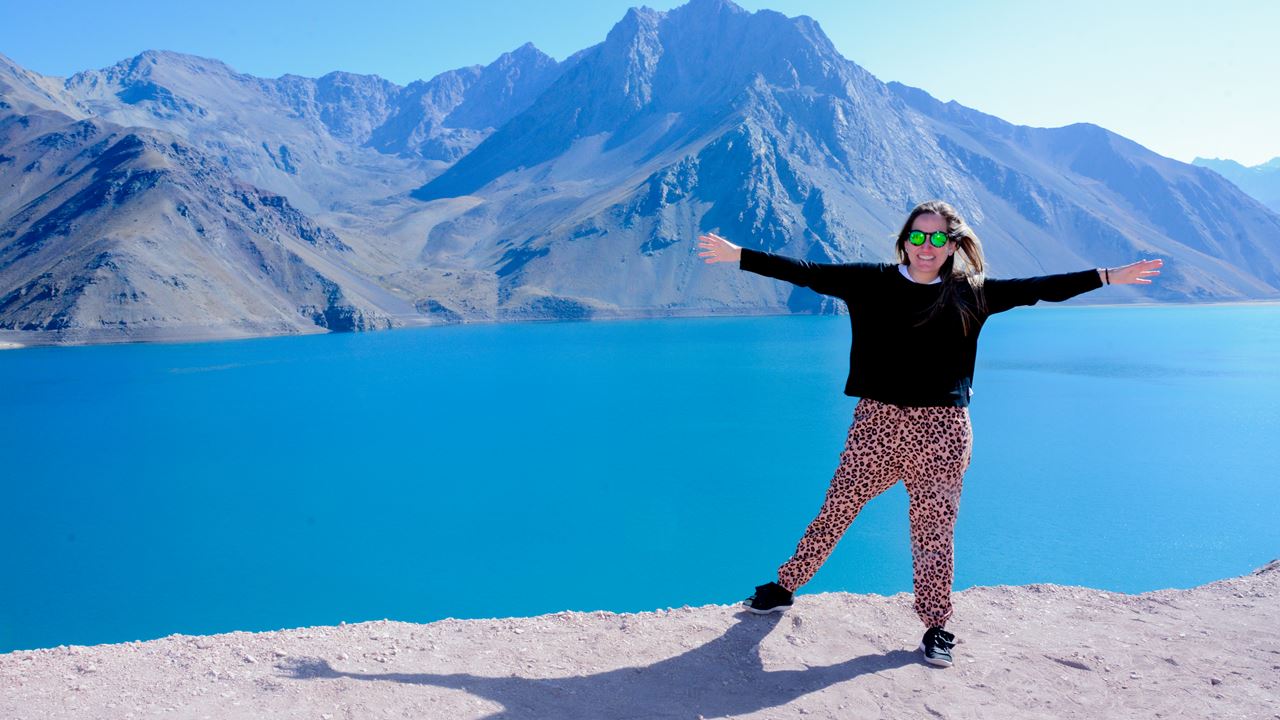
697;200;1163;667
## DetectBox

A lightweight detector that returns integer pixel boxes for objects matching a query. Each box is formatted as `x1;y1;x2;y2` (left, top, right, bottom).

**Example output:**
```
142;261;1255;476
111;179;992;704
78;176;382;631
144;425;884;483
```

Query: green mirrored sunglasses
908;230;951;248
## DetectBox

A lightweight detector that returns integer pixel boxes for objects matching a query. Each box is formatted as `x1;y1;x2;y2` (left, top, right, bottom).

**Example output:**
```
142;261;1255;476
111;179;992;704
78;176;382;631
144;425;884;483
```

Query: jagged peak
507;42;552;62
1193;156;1246;170
667;0;749;20
126;49;239;74
65;49;245;88
398;44;555;93
607;5;663;44
313;69;401;90
488;43;557;73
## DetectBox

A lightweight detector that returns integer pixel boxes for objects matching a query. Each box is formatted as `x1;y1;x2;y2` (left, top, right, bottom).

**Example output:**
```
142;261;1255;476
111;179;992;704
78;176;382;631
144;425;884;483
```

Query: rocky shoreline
3;560;1277;719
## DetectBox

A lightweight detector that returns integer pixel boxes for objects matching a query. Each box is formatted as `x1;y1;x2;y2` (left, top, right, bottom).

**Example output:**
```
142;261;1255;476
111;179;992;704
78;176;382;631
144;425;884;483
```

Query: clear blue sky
2;0;1275;165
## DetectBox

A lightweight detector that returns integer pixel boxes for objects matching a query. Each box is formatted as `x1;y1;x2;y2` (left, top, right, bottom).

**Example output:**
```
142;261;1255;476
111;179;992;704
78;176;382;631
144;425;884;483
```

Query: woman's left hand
1105;258;1164;285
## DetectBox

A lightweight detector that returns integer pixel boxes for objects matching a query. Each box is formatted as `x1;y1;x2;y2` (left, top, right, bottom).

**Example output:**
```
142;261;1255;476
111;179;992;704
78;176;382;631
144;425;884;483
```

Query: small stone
1210;677;1223;685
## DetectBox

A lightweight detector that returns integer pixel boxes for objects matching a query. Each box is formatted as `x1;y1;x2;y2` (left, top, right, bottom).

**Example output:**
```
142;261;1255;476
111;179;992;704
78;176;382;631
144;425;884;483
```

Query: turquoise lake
2;305;1278;653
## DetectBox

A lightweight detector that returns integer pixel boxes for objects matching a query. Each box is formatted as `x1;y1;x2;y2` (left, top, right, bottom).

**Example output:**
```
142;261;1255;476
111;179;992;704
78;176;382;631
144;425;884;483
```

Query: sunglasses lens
908;231;926;246
930;232;948;248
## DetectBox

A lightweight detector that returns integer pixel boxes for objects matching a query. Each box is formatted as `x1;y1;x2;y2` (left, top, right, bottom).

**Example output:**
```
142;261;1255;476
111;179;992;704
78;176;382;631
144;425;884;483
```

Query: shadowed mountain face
2;0;1279;345
0;110;403;343
1193;157;1280;213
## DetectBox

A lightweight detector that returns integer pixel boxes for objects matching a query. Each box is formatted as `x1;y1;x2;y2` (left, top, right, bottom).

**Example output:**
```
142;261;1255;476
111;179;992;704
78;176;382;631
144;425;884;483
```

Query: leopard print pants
776;396;973;629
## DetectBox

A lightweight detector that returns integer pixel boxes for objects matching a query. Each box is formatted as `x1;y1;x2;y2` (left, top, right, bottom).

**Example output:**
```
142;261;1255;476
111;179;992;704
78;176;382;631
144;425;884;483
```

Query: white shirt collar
898;264;941;285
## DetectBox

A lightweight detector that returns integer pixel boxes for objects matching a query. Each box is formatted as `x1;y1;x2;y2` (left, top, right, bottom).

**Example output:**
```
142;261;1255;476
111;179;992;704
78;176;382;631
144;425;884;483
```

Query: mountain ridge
1193;155;1280;212
2;0;1278;346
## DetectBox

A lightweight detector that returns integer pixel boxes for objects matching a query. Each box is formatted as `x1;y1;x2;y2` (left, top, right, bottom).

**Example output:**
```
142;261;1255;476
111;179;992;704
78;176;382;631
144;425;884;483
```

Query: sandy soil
3;561;1277;719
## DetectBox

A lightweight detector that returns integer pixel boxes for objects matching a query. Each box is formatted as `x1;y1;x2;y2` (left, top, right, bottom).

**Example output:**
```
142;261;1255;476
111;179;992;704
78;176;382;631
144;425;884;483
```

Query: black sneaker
918;626;956;667
743;581;793;614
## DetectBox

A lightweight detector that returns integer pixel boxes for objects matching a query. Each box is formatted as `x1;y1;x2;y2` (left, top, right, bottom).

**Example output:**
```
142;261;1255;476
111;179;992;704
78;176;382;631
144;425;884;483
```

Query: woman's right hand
698;232;742;264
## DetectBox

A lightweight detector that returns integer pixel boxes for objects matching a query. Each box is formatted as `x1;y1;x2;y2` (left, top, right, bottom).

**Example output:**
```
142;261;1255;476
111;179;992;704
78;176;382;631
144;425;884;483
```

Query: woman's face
903;212;955;279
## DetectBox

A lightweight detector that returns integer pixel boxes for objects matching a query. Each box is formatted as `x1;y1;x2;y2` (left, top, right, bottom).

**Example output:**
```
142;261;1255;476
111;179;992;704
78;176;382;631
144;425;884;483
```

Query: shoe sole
917;641;953;667
742;602;792;615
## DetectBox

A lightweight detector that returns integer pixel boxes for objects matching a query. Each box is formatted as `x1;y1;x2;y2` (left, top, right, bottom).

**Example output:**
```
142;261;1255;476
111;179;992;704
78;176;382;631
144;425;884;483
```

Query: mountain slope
0;109;406;343
891;83;1280;300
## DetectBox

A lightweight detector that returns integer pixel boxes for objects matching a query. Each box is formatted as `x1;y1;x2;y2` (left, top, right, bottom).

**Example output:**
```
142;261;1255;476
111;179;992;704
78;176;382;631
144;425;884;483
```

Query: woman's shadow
278;609;920;719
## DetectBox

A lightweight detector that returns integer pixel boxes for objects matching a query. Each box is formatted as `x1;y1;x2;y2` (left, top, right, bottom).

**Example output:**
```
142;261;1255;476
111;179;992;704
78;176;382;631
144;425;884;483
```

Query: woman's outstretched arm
698;231;870;300
984;257;1165;315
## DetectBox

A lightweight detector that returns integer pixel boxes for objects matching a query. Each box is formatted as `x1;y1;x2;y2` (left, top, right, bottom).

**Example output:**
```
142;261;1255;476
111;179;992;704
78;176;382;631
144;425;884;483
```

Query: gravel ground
3;560;1277;719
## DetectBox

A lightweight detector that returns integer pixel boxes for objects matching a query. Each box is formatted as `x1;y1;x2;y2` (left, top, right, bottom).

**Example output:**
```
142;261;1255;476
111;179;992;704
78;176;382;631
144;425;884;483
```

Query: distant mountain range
3;0;1279;346
1193;157;1280;213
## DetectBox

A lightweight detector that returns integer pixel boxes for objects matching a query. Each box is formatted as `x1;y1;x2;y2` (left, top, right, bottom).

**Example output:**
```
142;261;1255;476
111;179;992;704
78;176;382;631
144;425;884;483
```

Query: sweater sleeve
983;268;1104;315
739;247;875;300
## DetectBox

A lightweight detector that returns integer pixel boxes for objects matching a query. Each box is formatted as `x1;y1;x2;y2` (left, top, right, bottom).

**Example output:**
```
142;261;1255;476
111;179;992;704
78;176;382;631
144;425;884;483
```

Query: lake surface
2;304;1278;653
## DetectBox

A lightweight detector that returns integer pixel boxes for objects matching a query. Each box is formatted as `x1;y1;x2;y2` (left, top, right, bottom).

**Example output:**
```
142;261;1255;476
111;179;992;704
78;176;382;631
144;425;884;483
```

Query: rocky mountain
0;43;572;344
56;45;571;215
1193;156;1280;213
2;0;1279;346
369;42;572;162
411;0;1280;318
891;85;1280;299
0;107;409;344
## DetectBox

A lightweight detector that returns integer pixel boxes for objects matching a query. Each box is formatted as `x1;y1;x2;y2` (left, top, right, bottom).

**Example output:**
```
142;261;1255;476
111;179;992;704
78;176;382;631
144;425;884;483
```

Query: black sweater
739;247;1104;407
